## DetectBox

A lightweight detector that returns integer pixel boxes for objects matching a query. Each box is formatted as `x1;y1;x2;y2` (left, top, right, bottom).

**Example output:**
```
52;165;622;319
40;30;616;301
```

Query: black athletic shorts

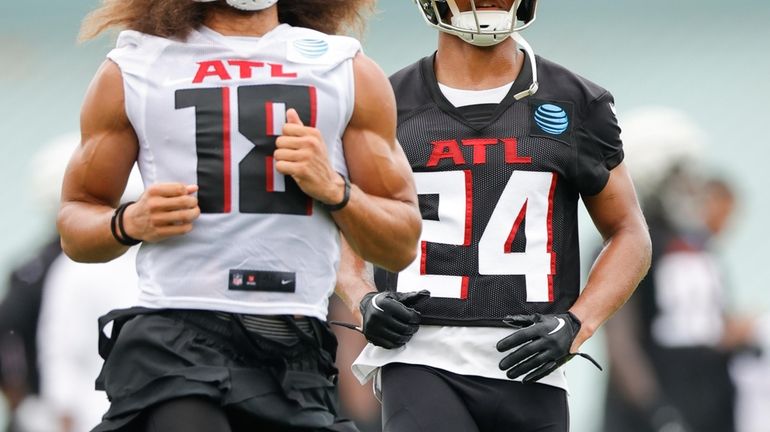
380;363;569;432
92;307;357;432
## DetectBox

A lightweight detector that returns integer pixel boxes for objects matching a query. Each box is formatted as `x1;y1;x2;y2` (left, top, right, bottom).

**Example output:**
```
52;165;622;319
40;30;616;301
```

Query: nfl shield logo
232;273;243;287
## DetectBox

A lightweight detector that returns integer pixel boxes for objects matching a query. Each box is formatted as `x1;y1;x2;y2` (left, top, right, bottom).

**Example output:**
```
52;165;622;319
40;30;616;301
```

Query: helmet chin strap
193;0;278;11
512;32;539;100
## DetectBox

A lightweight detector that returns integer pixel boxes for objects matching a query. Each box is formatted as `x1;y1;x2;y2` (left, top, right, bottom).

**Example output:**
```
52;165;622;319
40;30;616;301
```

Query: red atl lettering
192;60;298;84
269;63;297;78
427;140;466;167
425;137;533;167
461;139;498;165
226;60;265;79
193;60;232;83
503;138;532;164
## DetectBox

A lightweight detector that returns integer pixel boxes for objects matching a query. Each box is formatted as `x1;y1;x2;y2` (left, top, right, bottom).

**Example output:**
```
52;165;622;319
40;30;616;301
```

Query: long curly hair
80;0;375;40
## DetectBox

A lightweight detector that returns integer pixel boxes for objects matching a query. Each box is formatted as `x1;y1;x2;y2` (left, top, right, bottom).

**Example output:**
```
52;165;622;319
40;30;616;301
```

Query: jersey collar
419;50;534;131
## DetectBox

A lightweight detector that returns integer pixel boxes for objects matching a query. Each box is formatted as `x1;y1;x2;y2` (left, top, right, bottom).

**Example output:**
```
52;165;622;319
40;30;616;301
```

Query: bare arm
275;52;420;272
335;53;421;272
57;60;140;262
569;163;652;350
334;237;375;323
332;54;424;314
58;60;199;263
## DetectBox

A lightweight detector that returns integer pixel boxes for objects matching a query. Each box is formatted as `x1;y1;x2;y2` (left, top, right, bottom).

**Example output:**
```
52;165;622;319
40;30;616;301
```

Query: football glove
359;290;430;349
496;312;602;382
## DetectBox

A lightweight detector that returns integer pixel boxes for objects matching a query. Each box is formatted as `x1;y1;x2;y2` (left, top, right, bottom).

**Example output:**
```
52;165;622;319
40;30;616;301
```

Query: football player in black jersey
337;1;652;431
602;109;753;432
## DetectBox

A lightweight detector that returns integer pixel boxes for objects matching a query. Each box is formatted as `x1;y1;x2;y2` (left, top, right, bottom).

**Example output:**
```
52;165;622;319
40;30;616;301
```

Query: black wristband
110;202;141;246
320;173;350;212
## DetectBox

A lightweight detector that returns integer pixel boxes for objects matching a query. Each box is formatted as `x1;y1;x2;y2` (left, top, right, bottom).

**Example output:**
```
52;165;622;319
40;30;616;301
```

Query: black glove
360;290;430;349
496;312;601;382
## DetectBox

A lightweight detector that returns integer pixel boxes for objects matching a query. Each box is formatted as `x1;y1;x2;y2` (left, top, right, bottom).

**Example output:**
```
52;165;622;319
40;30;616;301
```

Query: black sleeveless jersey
374;53;624;327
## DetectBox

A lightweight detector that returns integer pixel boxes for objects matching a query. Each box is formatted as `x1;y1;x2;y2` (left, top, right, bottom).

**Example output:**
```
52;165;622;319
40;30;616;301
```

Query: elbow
385;243;418;273
58;233;89;263
380;213;422;273
59;237;89;263
57;210;84;263
56;210;101;264
56;211;78;261
639;228;653;276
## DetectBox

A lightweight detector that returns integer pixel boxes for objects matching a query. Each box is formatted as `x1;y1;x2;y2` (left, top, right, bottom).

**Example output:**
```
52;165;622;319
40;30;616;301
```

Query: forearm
570;226;651;348
334;238;376;325
332;185;421;272
334;272;374;326
57;201;128;263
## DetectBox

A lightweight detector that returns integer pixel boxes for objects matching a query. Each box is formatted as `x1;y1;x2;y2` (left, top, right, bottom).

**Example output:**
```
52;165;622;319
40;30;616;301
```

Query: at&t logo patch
293;39;329;58
529;100;574;144
534;103;569;135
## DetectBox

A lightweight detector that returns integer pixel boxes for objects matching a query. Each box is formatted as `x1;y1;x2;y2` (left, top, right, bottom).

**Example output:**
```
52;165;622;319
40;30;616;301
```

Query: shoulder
389;57;433;120
108;30;172;74
534;55;614;112
345;53;396;139
389;58;424;93
282;25;362;61
111;29;174;52
351;53;394;108
535;56;624;194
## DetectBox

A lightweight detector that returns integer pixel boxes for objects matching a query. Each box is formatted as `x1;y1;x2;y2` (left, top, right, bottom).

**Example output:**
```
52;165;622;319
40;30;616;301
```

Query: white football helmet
413;0;538;47
193;0;278;11
414;0;540;99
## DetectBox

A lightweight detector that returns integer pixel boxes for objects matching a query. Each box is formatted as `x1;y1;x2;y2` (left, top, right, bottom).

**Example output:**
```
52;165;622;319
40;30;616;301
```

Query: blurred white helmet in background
29;132;144;218
29;132;79;217
620;106;712;234
620;106;708;202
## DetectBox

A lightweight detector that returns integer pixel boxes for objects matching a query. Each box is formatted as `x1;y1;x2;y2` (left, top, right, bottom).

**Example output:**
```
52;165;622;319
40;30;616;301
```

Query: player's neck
435;35;522;90
203;5;279;37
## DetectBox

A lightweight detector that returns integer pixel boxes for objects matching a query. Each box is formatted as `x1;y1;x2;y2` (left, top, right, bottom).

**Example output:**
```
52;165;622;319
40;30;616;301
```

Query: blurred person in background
602;107;756;432
731;311;770;432
326;296;380;432
0;134;76;432
35;168;143;432
57;1;420;432
336;0;652;431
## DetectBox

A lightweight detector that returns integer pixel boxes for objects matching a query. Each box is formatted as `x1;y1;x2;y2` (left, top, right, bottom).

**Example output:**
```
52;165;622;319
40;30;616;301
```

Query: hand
122;183;200;242
497;312;586;382
360;290;430;349
275;108;345;205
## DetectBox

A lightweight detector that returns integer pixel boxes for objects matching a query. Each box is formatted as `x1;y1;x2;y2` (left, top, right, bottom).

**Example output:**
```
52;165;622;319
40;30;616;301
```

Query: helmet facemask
415;0;537;47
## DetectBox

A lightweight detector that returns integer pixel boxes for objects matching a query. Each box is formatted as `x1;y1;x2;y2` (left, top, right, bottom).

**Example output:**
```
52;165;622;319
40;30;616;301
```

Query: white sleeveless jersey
107;24;360;319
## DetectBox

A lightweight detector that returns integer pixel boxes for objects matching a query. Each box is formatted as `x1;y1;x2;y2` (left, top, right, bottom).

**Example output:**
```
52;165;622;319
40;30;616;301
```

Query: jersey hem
135;297;328;321
352;353;570;394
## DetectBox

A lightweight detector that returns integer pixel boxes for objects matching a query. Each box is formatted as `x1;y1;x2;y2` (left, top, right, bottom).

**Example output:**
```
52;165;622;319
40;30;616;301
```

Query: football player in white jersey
337;0;652;431
57;0;421;431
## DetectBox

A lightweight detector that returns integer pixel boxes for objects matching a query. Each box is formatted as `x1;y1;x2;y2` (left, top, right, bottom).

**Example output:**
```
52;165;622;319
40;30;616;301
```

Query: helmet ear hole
516;0;537;23
436;1;450;19
422;0;450;24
